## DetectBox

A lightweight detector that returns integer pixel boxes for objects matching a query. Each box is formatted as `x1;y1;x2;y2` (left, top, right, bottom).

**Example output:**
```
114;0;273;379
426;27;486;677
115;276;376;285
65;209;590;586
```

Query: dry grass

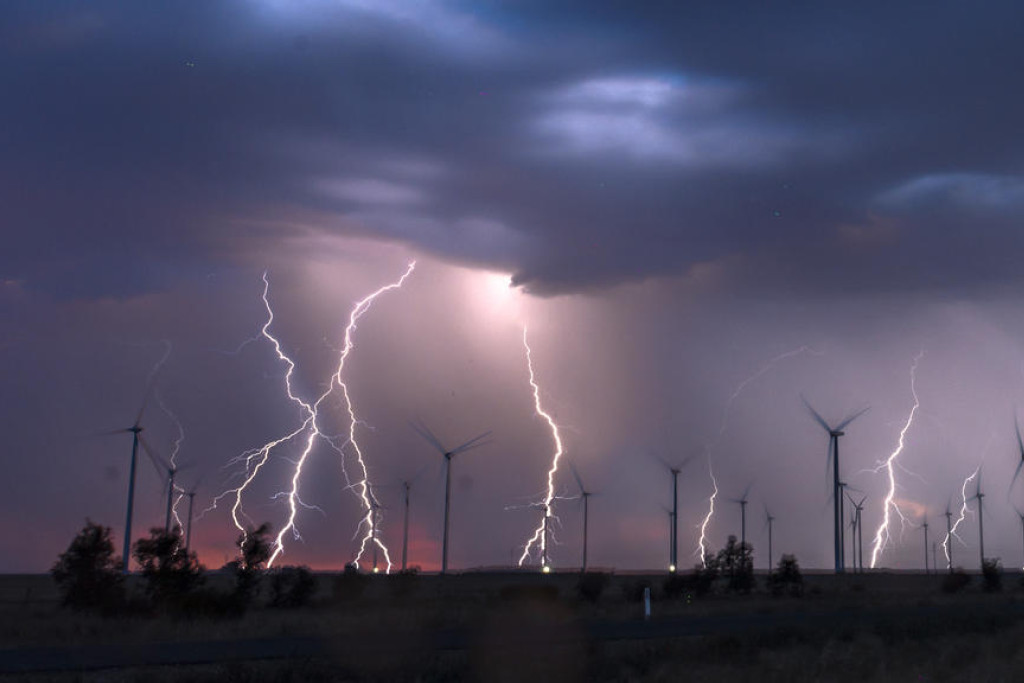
5;571;1024;682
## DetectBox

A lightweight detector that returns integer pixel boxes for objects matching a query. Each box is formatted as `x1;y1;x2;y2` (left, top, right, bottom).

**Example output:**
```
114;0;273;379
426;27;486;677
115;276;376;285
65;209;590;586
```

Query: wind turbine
411;421;490;574
102;394;167;573
803;398;869;574
921;516;930;574
396;465;428;572
763;504;775;575
654;453;691;573
944;499;954;573
184;479;201;553
367;488;386;573
1014;506;1024;572
731;483;752;552
972;474;986;569
569;461;593;573
163;460;194;533
846;492;867;574
1011;417;1024;498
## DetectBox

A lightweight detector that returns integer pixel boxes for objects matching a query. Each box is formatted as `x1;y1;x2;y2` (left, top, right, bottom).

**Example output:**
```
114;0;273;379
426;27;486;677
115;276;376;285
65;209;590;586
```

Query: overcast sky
4;1;1024;574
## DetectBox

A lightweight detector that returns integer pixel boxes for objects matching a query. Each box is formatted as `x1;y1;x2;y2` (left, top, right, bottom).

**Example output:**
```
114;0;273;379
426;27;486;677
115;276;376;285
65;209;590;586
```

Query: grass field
3;570;1024;681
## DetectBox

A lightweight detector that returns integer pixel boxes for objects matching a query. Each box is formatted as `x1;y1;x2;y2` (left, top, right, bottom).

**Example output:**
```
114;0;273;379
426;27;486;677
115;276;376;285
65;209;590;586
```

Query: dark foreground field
4;570;1024;682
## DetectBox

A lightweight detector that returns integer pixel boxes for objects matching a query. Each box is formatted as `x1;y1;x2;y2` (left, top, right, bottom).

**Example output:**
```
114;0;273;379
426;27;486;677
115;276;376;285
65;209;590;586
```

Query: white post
643;586;651;620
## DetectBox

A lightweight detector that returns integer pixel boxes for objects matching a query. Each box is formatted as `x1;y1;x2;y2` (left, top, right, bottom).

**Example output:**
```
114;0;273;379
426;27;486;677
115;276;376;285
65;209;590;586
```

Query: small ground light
542;565;551;574
669;564;676;573
372;567;379;574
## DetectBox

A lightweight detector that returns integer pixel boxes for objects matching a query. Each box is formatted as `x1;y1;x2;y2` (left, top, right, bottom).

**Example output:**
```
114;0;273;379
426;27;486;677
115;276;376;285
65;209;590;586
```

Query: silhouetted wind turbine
803;398;869;574
763;504;775;575
101;391;167;573
1011;417;1024;499
184;478;201;553
411;421;490;574
655;453;691;573
846;492;867;573
972;475;986;569
944;498;954;573
731;483;752;551
569;461;593;572
921;516;930;574
1015;506;1024;571
395;465;428;572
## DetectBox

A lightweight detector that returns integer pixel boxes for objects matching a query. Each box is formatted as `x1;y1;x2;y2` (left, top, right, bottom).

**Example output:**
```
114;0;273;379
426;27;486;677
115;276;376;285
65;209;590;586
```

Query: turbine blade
138;434;169;478
1011;460;1024;497
741;481;753;502
409;420;448;455
801;395;832;432
568;459;585;494
449;431;492;456
1016;415;1024;458
93;428;132;437
835;406;870;432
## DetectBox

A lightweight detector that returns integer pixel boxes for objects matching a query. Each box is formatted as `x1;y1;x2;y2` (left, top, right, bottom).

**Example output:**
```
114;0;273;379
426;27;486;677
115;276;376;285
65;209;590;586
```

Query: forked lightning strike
942;467;979;568
518;326;566;569
697;346;820;565
869;351;924;568
269;261;416;569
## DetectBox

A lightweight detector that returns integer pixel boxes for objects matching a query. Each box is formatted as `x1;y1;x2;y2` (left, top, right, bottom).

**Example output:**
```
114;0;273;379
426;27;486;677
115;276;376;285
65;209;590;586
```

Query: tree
229;522;272;602
768;554;804;597
133;525;204;606
716;535;754;594
51;520;124;611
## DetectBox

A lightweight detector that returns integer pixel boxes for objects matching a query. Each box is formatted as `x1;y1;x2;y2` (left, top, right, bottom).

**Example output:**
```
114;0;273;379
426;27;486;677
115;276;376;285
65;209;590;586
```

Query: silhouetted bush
269;565;317;608
133;526;204;608
333;563;369;601
768;554;803;597
51;520;124;612
688;554;720;596
941;568;971;593
577;572;609;602
981;558;1002;592
662;573;688;600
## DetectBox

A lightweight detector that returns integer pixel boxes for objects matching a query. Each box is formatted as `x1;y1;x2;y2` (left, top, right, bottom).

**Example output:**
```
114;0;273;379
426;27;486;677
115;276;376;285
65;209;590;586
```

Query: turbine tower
803;398;869;574
1011;417;1024;497
944;499;954;573
731;484;752;552
972;475;986;570
763;505;774;575
846;493;867;574
921;516;930;574
184;479;201;553
1016;507;1024;571
411;421;490;574
569;461;593;573
655;454;691;573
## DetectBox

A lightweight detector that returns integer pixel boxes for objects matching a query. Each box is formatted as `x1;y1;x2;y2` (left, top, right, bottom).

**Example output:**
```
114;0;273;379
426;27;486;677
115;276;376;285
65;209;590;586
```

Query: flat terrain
3;570;1024;681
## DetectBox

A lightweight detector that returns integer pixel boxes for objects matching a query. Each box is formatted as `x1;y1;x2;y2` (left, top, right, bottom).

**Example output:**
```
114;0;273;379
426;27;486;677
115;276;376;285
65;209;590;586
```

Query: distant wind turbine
184;478;202;553
411;421;490;574
569;461;594;573
655;453;691;573
921;516;930;574
803;397;869;574
972;474;986;569
1011;417;1024;498
731;483;752;552
763;504;775;575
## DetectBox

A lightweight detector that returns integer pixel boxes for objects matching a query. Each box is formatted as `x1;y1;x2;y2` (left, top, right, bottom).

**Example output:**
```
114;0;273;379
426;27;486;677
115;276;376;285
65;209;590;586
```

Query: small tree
228;522;272;603
51;520;124;611
133;526;204;607
716;535;754;594
768;554;803;597
269;565;317;608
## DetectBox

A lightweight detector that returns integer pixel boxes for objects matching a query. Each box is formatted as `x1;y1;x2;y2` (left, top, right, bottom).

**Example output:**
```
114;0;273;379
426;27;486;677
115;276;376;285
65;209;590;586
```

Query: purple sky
4;1;1024;573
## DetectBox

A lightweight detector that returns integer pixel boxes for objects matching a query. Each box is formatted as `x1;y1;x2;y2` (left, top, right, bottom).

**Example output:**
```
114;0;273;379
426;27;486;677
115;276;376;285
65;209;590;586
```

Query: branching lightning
868;351;924;568
696;346;820;565
517;326;566;568
942;467;979;568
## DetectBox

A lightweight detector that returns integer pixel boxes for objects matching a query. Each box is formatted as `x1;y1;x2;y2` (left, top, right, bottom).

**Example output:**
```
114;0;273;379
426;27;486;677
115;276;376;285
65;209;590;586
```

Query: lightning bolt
868;351;924;568
324;261;416;572
204;273;317;554
696;346;820;565
517;326;566;569
942;466;980;568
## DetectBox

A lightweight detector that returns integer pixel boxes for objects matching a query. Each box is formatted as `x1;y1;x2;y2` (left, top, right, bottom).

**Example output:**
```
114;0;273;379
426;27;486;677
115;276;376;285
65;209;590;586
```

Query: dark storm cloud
3;0;1023;299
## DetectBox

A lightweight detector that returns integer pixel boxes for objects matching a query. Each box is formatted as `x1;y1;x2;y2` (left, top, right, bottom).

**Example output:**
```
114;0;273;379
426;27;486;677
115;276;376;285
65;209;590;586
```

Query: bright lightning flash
942;467;979;568
869;351;924;568
269;261;416;570
517;326;566;568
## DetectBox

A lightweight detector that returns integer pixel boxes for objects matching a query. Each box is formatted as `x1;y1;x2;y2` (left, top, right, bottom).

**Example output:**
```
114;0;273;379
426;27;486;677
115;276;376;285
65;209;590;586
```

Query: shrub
981;558;1002;593
768;554;803;597
688;554;720;596
576;572;609;603
269;565;317;608
51;520;124;612
941;568;971;593
133;526;204;607
226;523;272;604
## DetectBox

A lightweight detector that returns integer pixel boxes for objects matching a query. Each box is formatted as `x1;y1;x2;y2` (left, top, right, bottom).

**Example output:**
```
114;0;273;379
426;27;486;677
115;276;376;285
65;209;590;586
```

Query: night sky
4;1;1024;574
